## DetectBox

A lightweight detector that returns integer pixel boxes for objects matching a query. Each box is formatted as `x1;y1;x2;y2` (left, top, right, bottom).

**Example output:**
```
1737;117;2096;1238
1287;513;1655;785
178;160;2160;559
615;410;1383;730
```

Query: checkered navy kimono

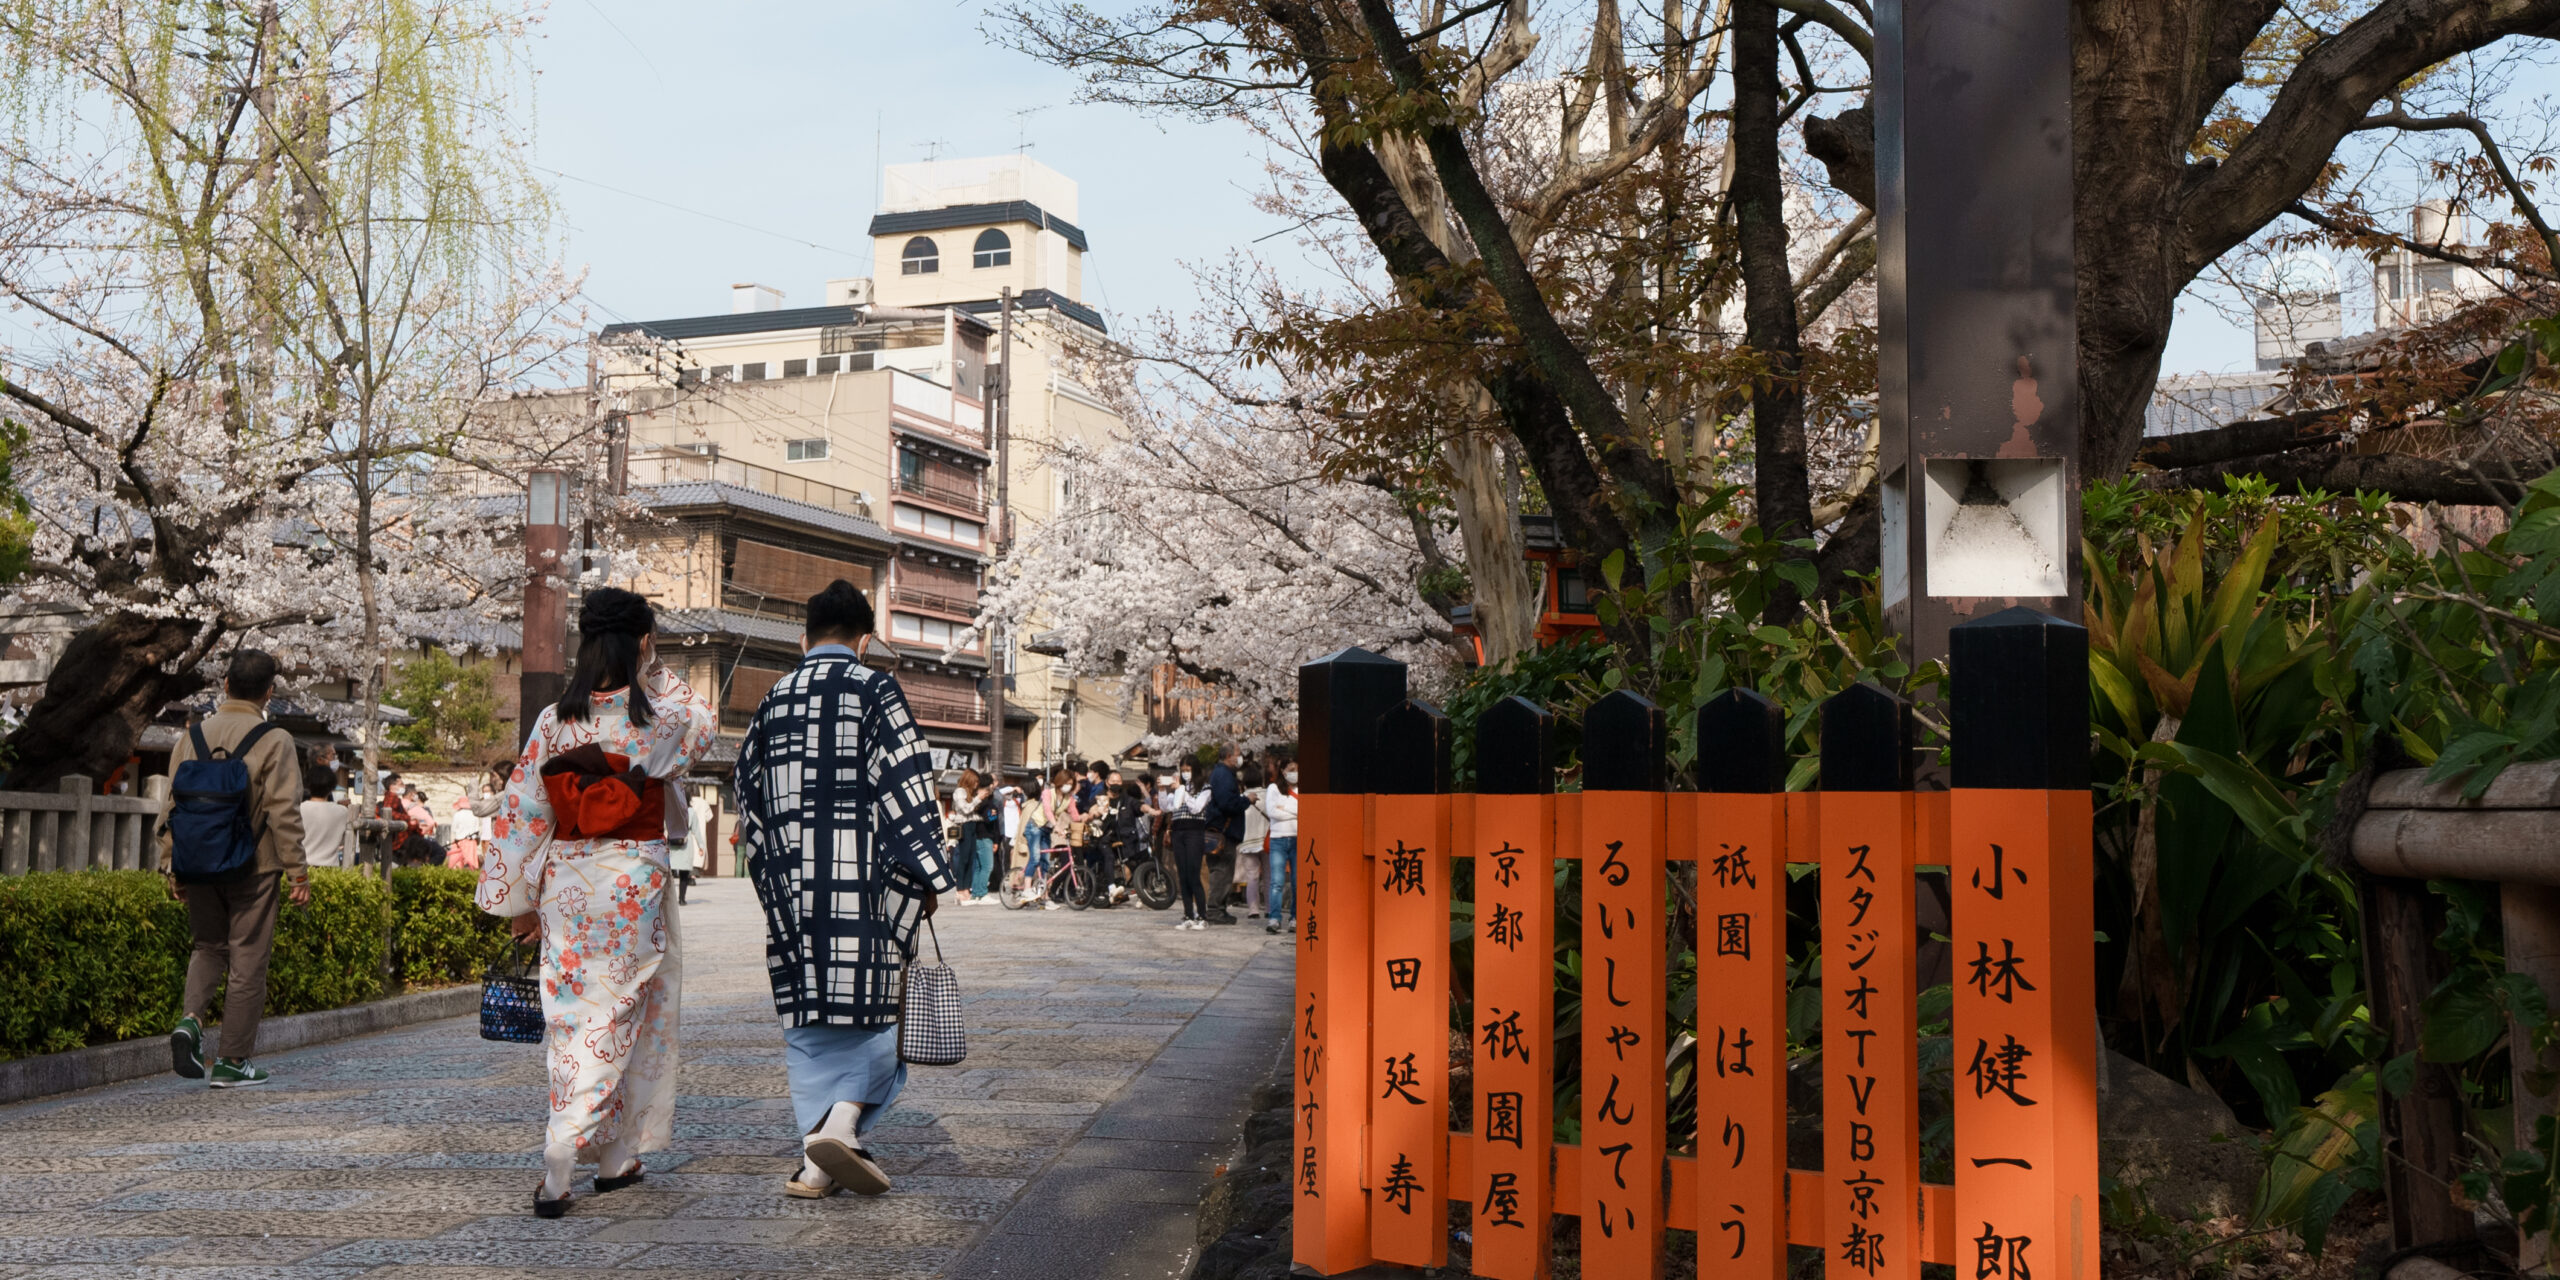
734;653;956;1028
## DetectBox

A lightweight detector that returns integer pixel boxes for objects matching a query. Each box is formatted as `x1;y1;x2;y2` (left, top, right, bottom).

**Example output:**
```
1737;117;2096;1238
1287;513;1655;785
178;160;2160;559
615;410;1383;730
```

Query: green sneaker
208;1058;270;1089
169;1015;204;1080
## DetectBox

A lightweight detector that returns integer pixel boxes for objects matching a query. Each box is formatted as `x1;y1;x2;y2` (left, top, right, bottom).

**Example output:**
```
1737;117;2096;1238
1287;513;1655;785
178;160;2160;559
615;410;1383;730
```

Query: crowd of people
936;746;1299;933
154;577;1292;1216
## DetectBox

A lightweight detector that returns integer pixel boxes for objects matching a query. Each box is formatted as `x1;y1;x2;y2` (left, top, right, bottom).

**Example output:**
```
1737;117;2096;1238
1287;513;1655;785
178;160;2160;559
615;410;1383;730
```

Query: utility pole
986;287;1014;781
521;468;569;749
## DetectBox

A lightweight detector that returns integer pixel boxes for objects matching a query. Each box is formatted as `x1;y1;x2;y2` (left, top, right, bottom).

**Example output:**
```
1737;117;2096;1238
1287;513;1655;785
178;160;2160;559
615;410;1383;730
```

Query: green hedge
0;866;508;1062
389;865;515;987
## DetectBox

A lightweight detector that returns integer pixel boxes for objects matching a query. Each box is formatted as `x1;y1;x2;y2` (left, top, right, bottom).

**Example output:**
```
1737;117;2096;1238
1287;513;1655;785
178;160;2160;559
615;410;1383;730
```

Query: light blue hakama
783;1023;906;1135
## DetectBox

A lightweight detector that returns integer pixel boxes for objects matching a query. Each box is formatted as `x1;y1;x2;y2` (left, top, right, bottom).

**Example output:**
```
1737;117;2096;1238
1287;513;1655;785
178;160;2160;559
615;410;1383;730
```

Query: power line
538;167;866;258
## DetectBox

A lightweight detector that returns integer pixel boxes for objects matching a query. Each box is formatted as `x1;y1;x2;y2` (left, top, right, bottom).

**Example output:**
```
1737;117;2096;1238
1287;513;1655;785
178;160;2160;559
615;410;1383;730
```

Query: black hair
1087;760;1108;778
559;587;657;726
1122;780;1147;801
1241;761;1267;791
303;764;336;801
226;648;279;700
806;579;874;643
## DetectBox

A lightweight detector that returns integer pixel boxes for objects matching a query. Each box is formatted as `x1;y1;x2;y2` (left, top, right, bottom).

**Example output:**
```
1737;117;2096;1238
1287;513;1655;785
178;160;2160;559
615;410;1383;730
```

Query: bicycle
1001;840;1087;911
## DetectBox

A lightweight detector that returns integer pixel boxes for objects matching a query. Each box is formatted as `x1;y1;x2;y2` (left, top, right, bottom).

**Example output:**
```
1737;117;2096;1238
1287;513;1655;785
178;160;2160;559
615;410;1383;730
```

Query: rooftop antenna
1011;106;1048;154
919;137;949;162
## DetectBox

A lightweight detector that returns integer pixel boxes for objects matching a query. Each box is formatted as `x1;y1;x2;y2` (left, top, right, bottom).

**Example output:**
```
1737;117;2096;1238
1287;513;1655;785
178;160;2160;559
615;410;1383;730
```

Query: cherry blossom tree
0;0;592;787
979;320;1461;753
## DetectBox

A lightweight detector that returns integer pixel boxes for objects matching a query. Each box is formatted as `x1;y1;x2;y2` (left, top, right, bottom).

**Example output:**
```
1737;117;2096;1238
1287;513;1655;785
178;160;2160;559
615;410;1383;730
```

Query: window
898;450;923;487
901;236;939;275
972;228;1012;269
785;438;829;462
1557;567;1591;613
891;504;983;546
783;358;808;377
816;355;840;374
741;362;768;381
676;367;703;389
890;613;971;649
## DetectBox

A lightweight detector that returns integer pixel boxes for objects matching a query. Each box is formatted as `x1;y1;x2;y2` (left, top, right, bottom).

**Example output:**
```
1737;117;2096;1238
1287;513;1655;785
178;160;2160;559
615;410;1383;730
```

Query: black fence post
1377;699;1453;797
1583;689;1666;792
1476;695;1555;797
1697;687;1786;795
1298;647;1407;797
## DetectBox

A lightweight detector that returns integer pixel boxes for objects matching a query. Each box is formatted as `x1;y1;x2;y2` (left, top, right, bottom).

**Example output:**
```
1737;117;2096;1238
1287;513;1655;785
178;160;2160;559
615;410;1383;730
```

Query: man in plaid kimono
734;580;957;1199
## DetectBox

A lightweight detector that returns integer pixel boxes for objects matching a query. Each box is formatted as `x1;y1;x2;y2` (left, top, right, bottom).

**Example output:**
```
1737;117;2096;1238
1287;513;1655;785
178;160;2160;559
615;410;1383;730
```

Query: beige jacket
158;699;308;877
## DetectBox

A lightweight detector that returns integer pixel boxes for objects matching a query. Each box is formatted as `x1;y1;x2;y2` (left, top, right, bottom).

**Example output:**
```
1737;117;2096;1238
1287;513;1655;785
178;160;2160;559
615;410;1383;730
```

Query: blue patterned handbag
479;941;544;1044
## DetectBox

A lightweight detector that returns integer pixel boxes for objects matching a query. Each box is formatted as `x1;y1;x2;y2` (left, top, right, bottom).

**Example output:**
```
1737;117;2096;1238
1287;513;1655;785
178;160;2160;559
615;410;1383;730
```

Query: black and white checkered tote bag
897;918;967;1066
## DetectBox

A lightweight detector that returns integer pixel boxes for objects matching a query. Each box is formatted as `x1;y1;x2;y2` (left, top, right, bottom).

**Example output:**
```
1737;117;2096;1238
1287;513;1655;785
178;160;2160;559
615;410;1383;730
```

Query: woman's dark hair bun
579;587;655;638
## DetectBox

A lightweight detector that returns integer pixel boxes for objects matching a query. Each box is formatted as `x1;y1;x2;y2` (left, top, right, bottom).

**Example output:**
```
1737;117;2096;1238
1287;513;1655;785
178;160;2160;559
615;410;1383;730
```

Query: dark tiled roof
954;289;1108;336
869;201;1089;251
635;481;895;546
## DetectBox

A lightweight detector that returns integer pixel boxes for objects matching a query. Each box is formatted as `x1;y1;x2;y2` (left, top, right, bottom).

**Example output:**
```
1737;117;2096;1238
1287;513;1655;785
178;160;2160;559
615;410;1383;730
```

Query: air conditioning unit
827;277;875;307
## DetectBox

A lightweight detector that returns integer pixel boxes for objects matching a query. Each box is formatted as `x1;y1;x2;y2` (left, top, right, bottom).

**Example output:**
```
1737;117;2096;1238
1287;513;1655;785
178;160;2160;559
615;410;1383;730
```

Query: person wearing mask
1164;761;1211;930
999;778;1024;897
670;784;701;906
1237;762;1268;920
951;768;995;905
1021;770;1058;901
163;649;310;1089
1264;762;1300;934
299;764;352;870
1202;745;1249;926
733;579;955;1200
478;588;718;1216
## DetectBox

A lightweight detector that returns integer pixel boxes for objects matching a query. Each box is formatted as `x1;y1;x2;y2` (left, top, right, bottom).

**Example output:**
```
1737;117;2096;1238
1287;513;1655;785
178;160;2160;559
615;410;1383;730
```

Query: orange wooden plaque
1953;788;2098;1280
1469;791;1556;1279
1821;789;1920;1280
1293;790;1375;1274
1369;793;1450;1266
1694;791;1789;1278
1580;789;1665;1279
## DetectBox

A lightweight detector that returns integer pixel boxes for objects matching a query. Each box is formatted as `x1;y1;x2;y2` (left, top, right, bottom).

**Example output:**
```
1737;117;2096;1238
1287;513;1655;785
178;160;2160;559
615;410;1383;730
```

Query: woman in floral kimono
477;588;716;1217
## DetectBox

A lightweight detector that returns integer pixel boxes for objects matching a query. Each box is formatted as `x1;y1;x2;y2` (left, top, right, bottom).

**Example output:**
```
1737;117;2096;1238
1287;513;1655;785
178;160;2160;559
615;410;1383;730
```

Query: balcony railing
891;583;978;617
893;472;986;516
627;450;874;519
905;687;990;728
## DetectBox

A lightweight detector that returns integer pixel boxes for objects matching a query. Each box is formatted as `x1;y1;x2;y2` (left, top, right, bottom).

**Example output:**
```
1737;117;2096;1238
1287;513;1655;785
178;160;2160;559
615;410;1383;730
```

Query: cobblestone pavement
0;878;1293;1279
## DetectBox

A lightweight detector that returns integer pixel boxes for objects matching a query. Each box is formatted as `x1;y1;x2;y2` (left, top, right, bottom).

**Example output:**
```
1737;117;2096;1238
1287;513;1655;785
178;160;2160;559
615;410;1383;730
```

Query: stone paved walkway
0;878;1293;1279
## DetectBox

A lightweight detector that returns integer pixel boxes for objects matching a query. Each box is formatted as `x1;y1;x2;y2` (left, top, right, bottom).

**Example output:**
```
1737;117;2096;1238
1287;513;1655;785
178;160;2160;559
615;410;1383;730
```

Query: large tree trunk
2;612;210;790
1445;430;1537;666
1733;0;1815;622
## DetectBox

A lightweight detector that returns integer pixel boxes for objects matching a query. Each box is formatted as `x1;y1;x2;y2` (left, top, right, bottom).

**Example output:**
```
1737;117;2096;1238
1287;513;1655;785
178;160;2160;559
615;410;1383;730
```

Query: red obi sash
538;743;666;842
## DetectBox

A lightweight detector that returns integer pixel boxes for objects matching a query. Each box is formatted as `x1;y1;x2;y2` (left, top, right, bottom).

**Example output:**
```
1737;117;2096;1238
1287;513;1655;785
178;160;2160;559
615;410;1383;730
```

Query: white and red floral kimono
477;665;716;1163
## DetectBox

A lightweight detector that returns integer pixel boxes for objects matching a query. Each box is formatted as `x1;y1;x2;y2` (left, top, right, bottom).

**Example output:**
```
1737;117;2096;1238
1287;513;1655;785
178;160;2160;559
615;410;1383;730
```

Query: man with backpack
161;649;309;1088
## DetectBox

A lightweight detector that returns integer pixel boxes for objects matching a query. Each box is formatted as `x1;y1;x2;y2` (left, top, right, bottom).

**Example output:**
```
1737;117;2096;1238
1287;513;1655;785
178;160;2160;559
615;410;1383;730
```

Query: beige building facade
592;155;1146;777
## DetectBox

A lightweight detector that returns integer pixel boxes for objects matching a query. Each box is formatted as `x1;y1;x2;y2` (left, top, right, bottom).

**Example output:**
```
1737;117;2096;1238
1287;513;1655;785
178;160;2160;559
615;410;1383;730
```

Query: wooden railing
894;472;986;516
891;583;978;617
905;687;990;728
0;776;171;874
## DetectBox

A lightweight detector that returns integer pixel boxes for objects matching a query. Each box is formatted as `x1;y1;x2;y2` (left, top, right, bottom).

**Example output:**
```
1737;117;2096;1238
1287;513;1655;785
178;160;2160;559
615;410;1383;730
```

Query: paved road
0;878;1293;1280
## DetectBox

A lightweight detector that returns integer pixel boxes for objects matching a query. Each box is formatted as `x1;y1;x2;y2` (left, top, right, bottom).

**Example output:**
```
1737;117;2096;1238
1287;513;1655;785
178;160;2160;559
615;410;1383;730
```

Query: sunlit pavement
0;877;1292;1279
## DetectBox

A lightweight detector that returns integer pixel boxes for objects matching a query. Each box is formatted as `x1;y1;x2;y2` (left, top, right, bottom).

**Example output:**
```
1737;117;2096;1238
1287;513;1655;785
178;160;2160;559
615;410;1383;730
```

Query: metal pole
988;287;1014;779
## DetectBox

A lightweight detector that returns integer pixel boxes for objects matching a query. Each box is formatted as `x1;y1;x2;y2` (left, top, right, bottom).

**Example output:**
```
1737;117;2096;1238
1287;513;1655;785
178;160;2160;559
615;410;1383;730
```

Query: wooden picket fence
1292;608;2097;1279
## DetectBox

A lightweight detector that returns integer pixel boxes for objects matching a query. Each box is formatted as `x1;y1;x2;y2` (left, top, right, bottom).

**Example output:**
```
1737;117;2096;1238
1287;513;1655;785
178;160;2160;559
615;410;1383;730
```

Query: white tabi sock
541;1143;577;1200
796;1157;835;1190
596;1131;635;1179
808;1100;863;1148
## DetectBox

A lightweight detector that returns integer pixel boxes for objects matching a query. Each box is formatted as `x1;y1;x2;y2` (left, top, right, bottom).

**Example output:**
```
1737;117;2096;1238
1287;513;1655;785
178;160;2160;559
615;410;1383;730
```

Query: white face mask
1180;771;1192;783
1284;769;1298;784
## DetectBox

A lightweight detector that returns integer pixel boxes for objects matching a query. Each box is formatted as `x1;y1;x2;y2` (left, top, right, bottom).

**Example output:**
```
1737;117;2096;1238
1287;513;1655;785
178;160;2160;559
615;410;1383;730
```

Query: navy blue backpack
167;720;283;884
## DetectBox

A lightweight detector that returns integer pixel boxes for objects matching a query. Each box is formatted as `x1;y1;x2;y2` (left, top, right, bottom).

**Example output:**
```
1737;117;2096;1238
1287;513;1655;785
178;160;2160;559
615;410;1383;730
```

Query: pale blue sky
528;0;1304;335
526;1;2259;369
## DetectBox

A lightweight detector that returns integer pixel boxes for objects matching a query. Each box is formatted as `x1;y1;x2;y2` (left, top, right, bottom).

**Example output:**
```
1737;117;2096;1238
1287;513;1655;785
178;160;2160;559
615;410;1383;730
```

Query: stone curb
0;984;481;1106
